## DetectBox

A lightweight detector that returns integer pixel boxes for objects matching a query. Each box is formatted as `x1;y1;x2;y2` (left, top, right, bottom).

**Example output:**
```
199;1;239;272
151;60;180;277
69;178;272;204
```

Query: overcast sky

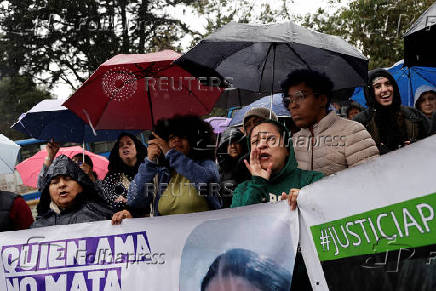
53;0;349;100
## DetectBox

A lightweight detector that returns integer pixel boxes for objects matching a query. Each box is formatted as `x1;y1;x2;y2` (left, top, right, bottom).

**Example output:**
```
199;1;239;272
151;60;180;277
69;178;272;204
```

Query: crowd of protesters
1;68;435;232
1;68;434;290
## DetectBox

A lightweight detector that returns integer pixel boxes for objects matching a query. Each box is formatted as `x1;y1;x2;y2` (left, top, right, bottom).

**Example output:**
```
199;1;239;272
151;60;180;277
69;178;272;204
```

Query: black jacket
354;69;430;154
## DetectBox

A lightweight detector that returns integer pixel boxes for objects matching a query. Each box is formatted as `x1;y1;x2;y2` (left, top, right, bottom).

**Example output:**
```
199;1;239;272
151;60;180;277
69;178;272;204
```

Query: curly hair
280;69;333;111
107;133;147;176
154;115;216;161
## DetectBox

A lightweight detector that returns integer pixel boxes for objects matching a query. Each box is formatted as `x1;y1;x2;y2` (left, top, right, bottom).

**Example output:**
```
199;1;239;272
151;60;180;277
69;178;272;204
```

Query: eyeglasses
284;90;317;105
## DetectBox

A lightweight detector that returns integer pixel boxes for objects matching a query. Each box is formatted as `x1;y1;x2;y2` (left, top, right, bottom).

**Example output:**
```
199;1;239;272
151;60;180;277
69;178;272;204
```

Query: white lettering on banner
315;203;435;257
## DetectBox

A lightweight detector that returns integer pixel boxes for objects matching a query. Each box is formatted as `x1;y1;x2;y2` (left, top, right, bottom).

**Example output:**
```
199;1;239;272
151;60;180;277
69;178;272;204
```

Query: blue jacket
127;149;221;216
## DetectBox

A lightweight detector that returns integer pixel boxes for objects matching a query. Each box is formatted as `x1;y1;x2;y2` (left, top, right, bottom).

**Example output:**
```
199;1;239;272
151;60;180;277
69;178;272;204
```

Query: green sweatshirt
231;151;324;207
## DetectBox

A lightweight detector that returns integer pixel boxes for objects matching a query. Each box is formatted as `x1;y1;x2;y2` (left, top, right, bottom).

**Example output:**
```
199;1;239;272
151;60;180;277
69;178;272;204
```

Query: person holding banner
231;119;323;290
112;115;221;223
231;119;323;208
32;155;112;228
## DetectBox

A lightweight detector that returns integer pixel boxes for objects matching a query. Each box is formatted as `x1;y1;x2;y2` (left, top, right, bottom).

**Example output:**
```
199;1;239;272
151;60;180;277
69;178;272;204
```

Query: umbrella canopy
16;146;108;188
404;2;436;67
64;50;223;130
0;134;20;174
213;88;268;109
204;117;232;134
11;99;140;143
351;60;436;107
176;22;368;93
229;94;290;127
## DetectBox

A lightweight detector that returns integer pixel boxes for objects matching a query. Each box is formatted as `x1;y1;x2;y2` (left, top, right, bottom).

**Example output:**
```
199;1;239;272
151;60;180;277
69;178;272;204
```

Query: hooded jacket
32;155;112;228
414;85;436;135
231;121;324;207
217;128;250;207
354;69;430;154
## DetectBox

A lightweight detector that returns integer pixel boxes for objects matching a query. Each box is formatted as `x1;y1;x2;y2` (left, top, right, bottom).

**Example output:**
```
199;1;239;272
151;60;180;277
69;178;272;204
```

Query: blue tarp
351;60;436;108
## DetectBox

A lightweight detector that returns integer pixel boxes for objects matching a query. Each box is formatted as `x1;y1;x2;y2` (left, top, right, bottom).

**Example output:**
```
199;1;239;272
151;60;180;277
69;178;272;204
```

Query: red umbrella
16;146;109;189
63;50;224;130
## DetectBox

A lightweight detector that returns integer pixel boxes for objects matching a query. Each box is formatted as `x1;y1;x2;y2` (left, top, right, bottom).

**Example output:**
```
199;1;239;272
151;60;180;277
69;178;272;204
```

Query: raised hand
44;139;60;166
244;147;272;180
149;132;170;155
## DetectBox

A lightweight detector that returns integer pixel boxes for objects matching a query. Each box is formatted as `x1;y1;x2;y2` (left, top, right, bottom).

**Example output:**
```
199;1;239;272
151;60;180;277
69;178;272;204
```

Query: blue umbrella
11;99;140;143
351;60;436;108
229;94;290;127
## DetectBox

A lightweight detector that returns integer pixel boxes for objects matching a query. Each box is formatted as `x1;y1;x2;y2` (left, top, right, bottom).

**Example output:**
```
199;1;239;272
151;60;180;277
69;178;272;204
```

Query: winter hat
243;107;278;133
414;84;436;108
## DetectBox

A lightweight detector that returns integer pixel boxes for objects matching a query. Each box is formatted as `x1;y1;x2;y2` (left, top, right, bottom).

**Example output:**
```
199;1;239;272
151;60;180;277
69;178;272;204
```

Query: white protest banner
0;201;298;291
299;135;436;291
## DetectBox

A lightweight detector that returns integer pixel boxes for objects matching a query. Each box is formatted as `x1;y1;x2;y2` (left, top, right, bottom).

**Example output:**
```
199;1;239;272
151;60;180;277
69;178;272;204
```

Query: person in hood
32;155;112;228
354;69;430;154
231;119;323;208
216;127;249;208
414;85;436;135
230;119;322;290
112;115;221;224
101;132;147;212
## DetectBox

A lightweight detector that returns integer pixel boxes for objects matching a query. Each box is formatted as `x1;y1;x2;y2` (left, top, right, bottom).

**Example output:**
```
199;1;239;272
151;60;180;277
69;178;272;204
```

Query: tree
0;75;51;140
302;0;435;69
0;0;199;90
190;0;293;44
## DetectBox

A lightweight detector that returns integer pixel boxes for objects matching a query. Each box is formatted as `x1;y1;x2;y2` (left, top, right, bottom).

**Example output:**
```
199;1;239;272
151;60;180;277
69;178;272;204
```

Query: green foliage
302;0;434;69
0;75;51;140
190;0;292;46
0;0;199;89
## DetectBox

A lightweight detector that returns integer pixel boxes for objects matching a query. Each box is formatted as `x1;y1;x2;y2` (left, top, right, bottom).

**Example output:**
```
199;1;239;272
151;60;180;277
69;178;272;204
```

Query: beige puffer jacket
292;111;379;176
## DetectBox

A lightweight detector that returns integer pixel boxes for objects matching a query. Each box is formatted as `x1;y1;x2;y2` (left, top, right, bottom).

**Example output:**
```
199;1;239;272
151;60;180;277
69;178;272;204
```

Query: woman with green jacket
231;119;323;208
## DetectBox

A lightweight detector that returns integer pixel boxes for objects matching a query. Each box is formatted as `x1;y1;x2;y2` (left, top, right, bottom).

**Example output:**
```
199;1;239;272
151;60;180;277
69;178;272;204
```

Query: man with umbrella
282;69;379;176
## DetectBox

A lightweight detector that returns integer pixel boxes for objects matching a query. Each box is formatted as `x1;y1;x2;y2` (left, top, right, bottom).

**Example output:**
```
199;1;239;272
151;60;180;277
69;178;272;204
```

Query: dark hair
154;115;216;161
107;132;147;175
201;248;291;291
346;103;362;118
249;119;291;152
72;153;94;168
280;69;333;111
364;68;401;109
72;153;98;180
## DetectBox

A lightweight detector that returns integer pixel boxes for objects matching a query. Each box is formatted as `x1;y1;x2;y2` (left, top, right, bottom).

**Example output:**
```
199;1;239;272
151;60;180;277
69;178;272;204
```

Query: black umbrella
213;88;268;109
176;22;368;93
404;2;436;67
